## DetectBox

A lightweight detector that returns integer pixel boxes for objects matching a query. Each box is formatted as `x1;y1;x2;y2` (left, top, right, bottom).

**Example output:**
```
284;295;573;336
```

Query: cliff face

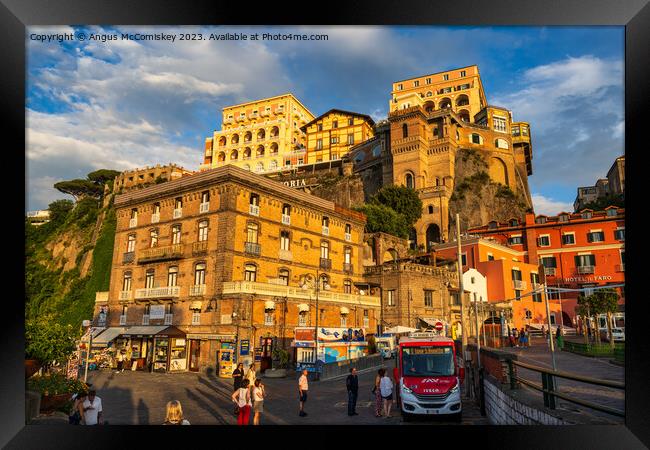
449;148;530;237
306;173;366;208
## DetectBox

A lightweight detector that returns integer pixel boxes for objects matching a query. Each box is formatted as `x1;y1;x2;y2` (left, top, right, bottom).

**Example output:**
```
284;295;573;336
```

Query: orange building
434;237;562;331
467;207;625;326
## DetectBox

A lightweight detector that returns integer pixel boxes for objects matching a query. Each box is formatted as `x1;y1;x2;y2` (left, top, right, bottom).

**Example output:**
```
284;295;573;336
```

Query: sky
26;26;624;215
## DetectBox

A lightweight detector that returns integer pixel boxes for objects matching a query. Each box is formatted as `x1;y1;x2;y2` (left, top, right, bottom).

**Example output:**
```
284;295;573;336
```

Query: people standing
69;392;86;425
116;351;124;372
379;370;394;418
245;363;257;394
231;379;252;425
81;389;103;425
556;326;564;350
541;325;547;340
163;400;190;425
518;328;525;348
512;328;519;347
232;362;244;392
346;367;359;416
298;369;309;417
125;346;132;370
508;332;515;348
252;379;266;425
373;369;383;417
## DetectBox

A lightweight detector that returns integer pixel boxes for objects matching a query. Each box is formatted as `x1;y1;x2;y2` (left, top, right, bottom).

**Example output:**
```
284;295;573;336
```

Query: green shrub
27;372;88;396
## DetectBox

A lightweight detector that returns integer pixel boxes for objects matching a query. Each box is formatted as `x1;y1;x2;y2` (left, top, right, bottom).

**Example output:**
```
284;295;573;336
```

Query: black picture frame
5;0;649;448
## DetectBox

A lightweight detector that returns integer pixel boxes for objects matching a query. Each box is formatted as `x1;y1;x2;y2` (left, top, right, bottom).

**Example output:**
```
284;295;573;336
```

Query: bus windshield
401;346;455;376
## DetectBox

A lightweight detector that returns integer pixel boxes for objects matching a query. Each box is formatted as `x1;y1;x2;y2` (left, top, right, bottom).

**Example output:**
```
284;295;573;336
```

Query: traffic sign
434;321;444;331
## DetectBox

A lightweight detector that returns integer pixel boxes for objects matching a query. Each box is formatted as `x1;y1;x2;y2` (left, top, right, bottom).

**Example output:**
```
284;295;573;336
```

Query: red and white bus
396;333;464;421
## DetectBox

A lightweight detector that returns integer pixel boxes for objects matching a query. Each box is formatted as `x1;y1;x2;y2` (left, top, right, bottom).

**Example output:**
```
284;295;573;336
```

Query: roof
393;65;479;84
300;108;375;131
400;335;454;344
222;93;314;118
120;326;185;337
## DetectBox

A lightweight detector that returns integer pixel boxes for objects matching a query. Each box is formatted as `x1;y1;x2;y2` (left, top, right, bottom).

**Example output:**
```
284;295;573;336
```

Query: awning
340;307;350;315
420;317;447;327
120;326;186;337
80;327;106;343
264;301;276;310
189;301;203;311
93;327;128;346
298;303;310;313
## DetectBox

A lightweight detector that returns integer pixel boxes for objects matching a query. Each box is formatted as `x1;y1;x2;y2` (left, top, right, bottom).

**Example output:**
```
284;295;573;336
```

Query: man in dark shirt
346;367;359;416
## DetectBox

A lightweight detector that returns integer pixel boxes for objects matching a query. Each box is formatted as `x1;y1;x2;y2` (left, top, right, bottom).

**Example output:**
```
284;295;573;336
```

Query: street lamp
82;319;92;383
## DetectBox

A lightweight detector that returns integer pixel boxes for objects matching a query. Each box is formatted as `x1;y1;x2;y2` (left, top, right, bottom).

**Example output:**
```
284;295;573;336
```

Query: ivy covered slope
25;171;119;331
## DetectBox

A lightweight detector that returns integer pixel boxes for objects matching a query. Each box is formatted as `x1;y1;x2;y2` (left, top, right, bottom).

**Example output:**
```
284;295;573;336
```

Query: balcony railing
193;241;208;255
164;314;173;325
245;242;261;256
512;280;527;290
577;265;595;274
129;218;137;228
249;204;260;216
279;249;293;261
119;290;133;301
134;286;181;299
123;252;135;264
343;263;353;273
322;226;329;236
138;244;184;262
282;214;291;225
260;110;270;117
320;258;332;270
142;315;150;325
151;213;160;223
119;314;127;325
616;264;625;272
189;284;206;296
222;281;381;307
544;267;557;277
345;233;351;242
199;202;210;213
173;208;182;219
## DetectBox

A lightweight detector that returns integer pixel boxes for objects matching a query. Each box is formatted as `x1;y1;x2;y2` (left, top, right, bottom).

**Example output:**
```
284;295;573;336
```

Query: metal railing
249;204;260;216
193;241;208;255
138;243;184;262
577;265;595;274
119;291;132;301
245;241;261;256
278;249;293;261
199;202;210;213
282;214;291;225
544;267;556;276
173;208;182;219
320;258;332;270
507;359;625;417
119;315;127;325
512;280;527;290
135;286;181;299
123;251;135;264
343;263;353;273
344;233;351;242
322;226;329;236
129;218;137;228
189;284;206;296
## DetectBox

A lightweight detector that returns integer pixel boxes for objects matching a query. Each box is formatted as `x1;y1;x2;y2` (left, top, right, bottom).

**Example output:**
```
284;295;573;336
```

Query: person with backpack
232;379;252;425
163;400;190;425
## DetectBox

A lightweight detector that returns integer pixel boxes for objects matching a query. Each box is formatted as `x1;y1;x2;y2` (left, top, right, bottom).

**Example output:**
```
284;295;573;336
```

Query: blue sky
26;26;624;215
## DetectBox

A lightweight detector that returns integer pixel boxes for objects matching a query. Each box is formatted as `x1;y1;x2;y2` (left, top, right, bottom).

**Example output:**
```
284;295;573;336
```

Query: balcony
249;204;260;216
129;218;137;228
224;118;234;124
616;264;625;272
282;214;291;226
190;284;206;297
164;314;173;325
138;244;184;263
245;241;261;256
260;110;270;117
199;202;210;213
250;112;258;119
322;226;330;236
151;213;160;224
577;265;595;274
512;280;527;290
320;258;332;270
119;290;133;301
142;315;150;325
222;281;381;307
236;116;246;122
544;267;556;277
192;241;208;255
279;249;293;261
343;263;354;274
345;233;351;242
173;208;182;219
122;252;135;264
134;286;180;299
119;314;127;326
95;291;109;303
276;108;285;115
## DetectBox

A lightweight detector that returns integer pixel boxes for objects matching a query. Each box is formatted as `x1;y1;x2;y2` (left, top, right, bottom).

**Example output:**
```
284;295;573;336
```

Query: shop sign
293;341;314;348
295;328;316;341
282;179;307;188
240;340;250;356
150;305;165;319
254;347;262;361
317;327;365;342
176;338;186;347
562;275;613;283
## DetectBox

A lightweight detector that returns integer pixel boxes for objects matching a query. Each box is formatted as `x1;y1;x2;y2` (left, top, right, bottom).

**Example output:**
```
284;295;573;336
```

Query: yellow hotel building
301;109;375;163
95;165;380;374
201;93;315;174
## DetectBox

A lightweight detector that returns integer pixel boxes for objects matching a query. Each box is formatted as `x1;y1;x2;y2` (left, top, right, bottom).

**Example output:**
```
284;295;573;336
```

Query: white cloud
532;193;574;216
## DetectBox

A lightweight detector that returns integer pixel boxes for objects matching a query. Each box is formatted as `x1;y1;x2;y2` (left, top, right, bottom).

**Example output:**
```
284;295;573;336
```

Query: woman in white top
379;372;394;418
252;378;266;425
245;363;257;393
231;379;252;425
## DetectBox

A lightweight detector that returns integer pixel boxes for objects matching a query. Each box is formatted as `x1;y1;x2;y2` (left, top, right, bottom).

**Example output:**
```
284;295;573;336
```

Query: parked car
599;328;625;342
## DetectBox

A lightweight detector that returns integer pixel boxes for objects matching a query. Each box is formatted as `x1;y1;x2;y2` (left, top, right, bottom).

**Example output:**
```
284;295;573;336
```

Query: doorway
260;337;273;373
189;340;201;372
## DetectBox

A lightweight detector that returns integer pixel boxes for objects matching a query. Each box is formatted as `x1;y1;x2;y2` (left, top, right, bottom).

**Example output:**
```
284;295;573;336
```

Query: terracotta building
94;165;380;374
466;208;625;326
112;164;193;194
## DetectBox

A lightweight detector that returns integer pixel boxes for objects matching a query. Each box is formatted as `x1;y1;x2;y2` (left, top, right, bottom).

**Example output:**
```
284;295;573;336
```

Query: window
426;77;431;84
150;229;159;247
347;134;354;145
250;193;259;206
363;310;369;327
428;205;434;214
319;274;329;290
587;231;605;243
299;312;307;327
320;241;329;259
174;197;183;210
317;124;323;132
201;191;210;204
493;117;507;133
279;269;289;285
341;315;347;327
332;120;338;129
348;118;354;126
537;235;550;247
511;269;522;281
606;209;618;217
265;311;274;325
530;272;540;285
443;74;449;81
122;272;132;291
280;230;290;251
614;228;625;241
558;214;569;223
244;264;257;281
387;290;395;306
198;220;208;242
512;126;520;136
488;221;497;230
344;279;352;294
514;290;522;301
247;222;259;244
509;219;519;227
535;216;547;224
562;234;575;245
127;234;136;252
508;236;523;245
424;290;433;307
168;266;178;287
145;269;155;289
495;138;509;149
330;137;339;144
402;123;408;138
582;211;593;219
192;311;201;325
575;254;596;267
471;133;482;144
344;247;352;264
451;292;461;305
316;139;323;150
540;256;557;268
487;253;495;261
255;162;264;173
461;253;467;266
460;70;466;77
405;172;414;189
195;263;206;285
397;83;403;91
171;224;181;244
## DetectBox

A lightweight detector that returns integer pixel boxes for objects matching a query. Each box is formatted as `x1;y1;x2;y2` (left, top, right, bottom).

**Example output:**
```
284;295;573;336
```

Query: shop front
291;327;368;369
119;326;186;373
185;333;236;375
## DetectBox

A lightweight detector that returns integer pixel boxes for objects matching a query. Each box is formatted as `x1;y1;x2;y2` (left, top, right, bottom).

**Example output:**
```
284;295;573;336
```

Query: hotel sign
282;179;307;188
563;275;613;283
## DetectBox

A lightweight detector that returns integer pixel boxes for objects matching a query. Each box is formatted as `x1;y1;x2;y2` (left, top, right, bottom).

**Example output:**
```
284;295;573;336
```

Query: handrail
512;360;624;389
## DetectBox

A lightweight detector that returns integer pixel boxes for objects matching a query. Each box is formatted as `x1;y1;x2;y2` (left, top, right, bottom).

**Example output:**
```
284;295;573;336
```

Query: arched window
218;136;226;146
256;145;265;158
167;266;178;287
231;134;239;144
426;91;432;97
244;264;257;281
171;224;181;244
145;269;155;288
243;164;251;171
198;220;208;242
405;172;415;189
194;263;206;285
344;247;352;264
319;274;329;290
122;271;132;291
280;230;290;251
230;149;239;160
344;279;352;294
246;222;259;243
278;268;290;285
402;123;408;138
127;234;136;252
243;147;251;159
257;129;265;140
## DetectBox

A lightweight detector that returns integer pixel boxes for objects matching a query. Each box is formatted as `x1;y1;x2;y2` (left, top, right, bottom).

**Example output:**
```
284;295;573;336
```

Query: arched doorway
408;228;417;250
426;224;441;251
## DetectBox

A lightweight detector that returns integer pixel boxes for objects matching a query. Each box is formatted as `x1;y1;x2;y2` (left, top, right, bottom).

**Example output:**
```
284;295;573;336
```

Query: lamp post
455;213;468;393
82;320;92;383
302;270;324;380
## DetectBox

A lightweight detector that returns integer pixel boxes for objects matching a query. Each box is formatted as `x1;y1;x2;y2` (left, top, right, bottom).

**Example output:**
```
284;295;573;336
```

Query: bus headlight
401;384;413;394
449;383;459;394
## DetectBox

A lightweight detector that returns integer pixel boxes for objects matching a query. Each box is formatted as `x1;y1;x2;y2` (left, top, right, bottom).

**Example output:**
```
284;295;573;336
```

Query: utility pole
474;294;481;370
455;213;468;391
82;320;92;383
